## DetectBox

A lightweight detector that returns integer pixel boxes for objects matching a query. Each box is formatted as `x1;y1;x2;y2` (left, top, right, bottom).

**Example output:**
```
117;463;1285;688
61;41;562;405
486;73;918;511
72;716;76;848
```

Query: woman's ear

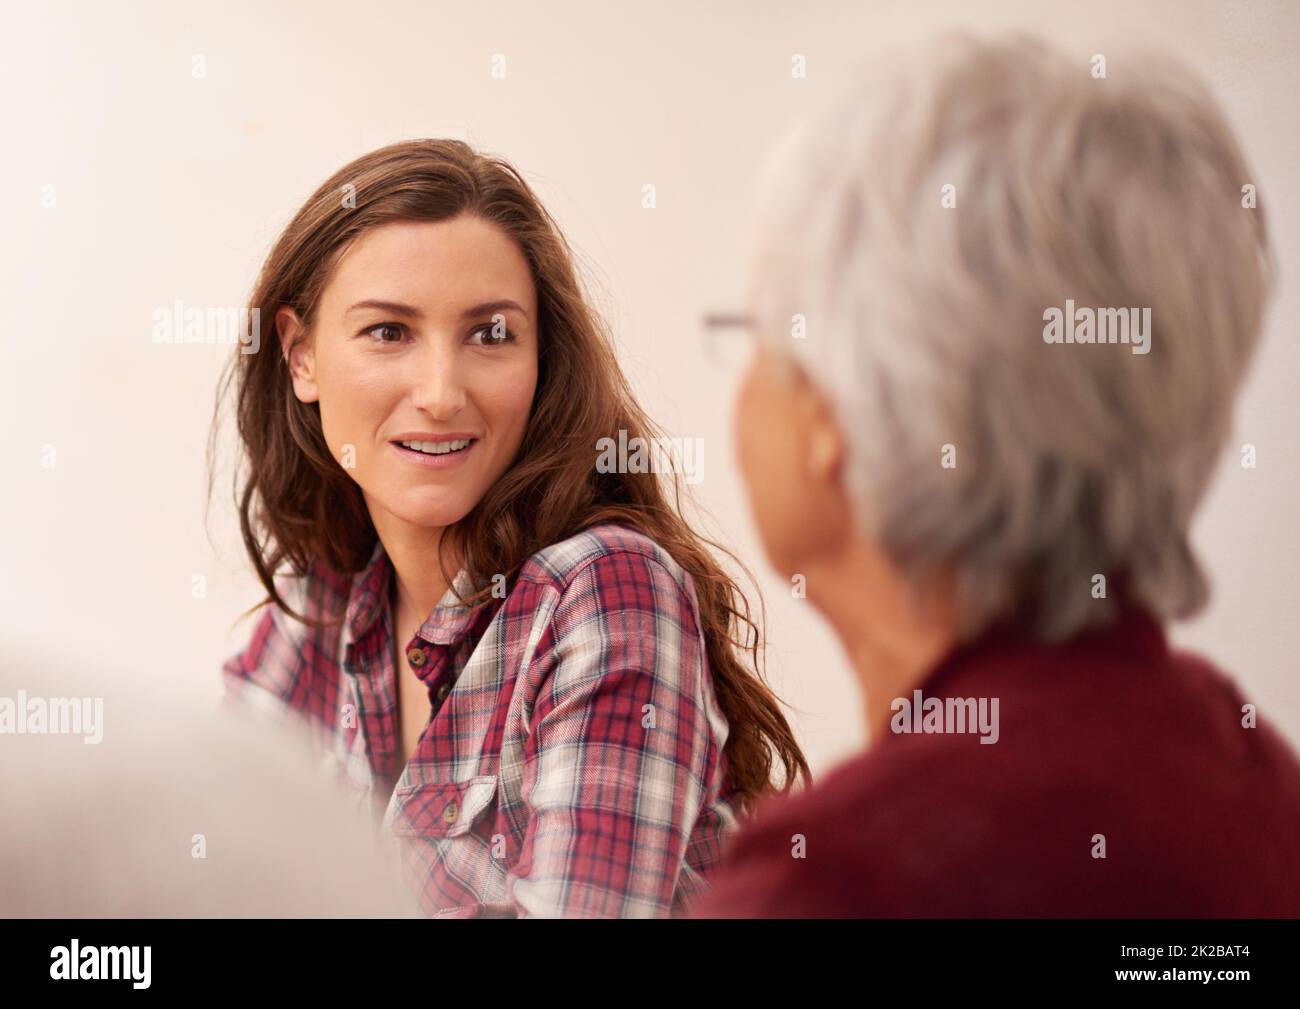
276;306;319;404
799;372;845;488
807;413;844;486
801;377;855;545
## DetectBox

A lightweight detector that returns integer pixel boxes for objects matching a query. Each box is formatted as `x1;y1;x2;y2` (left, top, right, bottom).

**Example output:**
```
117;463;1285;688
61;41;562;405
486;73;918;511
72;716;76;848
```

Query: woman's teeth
399;439;472;455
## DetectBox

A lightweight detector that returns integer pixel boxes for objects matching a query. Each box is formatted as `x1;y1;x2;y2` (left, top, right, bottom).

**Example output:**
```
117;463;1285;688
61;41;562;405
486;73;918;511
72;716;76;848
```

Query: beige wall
2;0;1297;779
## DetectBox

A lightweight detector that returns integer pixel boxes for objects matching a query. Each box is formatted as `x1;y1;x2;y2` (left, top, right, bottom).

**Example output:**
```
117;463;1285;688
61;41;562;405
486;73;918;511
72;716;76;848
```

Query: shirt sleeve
220;604;294;725
219;570;320;729
505;549;721;917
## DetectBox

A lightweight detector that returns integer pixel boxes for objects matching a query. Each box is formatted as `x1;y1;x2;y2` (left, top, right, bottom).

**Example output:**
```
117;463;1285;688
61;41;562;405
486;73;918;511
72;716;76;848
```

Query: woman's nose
410;340;467;418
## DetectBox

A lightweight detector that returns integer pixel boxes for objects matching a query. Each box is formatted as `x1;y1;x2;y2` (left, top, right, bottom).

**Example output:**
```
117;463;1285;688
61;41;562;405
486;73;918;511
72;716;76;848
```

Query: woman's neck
370;510;454;638
805;539;958;743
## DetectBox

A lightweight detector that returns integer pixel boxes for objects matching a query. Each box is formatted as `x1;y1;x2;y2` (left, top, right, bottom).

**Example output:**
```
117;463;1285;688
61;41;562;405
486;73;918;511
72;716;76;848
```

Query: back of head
748;33;1274;641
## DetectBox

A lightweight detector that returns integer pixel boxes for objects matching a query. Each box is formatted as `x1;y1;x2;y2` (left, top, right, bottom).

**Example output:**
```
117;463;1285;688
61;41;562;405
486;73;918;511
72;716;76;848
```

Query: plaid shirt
220;522;739;917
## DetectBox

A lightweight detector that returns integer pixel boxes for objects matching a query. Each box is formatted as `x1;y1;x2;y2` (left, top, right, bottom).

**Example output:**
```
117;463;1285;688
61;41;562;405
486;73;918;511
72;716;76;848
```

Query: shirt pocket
386;774;499;839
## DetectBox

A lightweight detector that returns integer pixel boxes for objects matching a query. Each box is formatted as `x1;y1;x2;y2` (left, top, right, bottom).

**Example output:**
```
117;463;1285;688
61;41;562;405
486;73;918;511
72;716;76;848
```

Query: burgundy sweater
688;604;1300;917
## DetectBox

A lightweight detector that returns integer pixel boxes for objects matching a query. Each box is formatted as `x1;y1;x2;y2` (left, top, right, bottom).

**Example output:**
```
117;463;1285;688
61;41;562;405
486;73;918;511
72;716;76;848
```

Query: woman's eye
364;323;406;344
470;322;514;347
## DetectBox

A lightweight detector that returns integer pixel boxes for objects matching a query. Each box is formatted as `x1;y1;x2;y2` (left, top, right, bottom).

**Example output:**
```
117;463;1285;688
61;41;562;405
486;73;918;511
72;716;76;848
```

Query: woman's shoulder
520;522;690;589
517;522;701;618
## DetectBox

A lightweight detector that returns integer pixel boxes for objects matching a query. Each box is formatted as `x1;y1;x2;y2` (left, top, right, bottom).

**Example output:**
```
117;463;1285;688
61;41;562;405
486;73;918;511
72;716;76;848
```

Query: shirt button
406;647;426;667
435;682;450;702
442;801;459;824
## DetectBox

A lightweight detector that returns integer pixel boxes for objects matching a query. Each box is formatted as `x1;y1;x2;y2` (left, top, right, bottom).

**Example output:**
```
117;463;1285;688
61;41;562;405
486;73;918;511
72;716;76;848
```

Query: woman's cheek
481;360;539;457
316;356;393;473
734;366;766;494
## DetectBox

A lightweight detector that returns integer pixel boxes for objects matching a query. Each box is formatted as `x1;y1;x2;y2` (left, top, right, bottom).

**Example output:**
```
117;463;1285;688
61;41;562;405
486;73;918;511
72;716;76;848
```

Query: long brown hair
208;139;810;810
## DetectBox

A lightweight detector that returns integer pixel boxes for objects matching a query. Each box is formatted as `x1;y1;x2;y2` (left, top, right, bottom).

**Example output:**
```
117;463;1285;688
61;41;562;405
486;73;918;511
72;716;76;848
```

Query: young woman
212;139;809;918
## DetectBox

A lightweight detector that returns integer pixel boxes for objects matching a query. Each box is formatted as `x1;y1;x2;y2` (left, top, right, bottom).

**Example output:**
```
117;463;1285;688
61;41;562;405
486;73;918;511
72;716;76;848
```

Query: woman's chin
400;506;470;530
368;490;476;533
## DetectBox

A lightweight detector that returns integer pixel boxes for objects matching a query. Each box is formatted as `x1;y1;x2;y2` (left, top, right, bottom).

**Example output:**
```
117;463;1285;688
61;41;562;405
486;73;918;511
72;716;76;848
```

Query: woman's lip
389;432;479;443
390;438;477;469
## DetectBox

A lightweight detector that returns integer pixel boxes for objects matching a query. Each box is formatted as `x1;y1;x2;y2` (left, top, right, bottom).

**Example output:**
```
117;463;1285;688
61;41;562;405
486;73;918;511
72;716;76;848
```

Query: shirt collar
345;538;482;646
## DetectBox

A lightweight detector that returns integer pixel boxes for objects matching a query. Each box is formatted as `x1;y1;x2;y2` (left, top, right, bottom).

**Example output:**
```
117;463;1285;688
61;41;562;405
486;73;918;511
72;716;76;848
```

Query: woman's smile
388;432;480;470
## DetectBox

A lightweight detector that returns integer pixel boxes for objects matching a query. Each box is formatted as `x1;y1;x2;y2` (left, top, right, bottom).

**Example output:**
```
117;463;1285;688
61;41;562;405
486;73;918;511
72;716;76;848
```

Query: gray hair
748;33;1274;641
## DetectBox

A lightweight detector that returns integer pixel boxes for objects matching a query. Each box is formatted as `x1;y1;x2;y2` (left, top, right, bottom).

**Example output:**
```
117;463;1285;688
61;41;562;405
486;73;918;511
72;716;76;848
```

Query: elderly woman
689;35;1300;916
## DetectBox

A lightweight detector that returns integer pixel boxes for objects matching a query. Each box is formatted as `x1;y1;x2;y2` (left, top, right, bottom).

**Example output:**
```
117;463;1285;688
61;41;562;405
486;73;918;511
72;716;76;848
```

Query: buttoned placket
395;633;458;770
398;567;484;723
403;637;454;706
380;630;465;832
344;551;490;821
378;614;469;802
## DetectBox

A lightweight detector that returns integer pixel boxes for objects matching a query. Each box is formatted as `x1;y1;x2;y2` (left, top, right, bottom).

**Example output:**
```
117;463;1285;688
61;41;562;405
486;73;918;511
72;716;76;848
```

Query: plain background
3;0;1297;780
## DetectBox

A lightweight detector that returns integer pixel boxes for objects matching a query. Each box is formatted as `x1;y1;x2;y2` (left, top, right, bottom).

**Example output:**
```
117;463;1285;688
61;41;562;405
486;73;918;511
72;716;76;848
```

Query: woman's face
733;342;851;579
279;215;539;535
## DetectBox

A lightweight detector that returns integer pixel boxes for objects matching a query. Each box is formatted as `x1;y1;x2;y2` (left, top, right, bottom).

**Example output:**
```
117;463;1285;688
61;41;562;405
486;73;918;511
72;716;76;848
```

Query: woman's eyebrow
345;299;423;318
343;298;529;321
461;299;529;320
